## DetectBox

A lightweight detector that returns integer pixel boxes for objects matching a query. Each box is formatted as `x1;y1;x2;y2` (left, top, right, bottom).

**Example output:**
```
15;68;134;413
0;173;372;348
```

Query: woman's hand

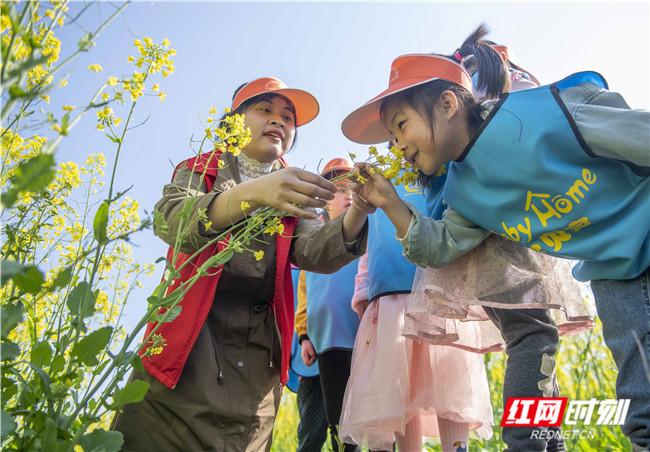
250;167;337;219
300;339;317;367
353;163;400;210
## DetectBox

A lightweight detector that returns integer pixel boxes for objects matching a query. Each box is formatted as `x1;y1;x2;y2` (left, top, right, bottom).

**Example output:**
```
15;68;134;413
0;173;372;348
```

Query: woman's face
242;95;296;163
382;99;460;176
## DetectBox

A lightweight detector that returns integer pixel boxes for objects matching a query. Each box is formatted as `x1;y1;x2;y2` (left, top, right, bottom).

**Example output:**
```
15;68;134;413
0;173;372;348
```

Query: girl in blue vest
342;36;650;451
302;158;364;452
339;161;494;452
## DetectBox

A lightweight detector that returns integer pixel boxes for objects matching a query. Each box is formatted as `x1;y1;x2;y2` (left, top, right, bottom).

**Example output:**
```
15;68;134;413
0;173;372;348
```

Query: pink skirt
403;236;594;353
339;294;493;450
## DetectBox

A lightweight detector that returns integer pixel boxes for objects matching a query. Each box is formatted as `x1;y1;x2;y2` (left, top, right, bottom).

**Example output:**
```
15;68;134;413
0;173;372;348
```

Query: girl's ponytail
452;23;509;99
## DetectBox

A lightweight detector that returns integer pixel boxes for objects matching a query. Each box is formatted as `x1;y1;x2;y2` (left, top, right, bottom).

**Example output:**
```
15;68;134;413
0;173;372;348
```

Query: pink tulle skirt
403;236;594;353
339;294;493;450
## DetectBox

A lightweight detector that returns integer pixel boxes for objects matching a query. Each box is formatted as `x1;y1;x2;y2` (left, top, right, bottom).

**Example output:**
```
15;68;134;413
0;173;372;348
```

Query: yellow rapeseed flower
59;78;69;88
151;83;160;92
240;201;250;211
254;250;264;261
62;105;75;112
162;38;171;47
209;106;217;115
88;63;103;72
107;76;118;86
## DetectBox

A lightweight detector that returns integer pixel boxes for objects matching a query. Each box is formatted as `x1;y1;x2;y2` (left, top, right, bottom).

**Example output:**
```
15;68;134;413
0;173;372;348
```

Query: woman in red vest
112;77;372;451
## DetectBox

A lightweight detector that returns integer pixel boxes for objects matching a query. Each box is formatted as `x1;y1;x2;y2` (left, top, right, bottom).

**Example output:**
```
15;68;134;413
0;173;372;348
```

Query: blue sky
49;1;649;329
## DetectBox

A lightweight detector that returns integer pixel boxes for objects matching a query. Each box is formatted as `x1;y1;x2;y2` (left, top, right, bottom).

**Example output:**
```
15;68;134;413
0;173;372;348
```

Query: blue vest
366;173;448;300
444;72;650;282
289;268;319;379
306;260;359;354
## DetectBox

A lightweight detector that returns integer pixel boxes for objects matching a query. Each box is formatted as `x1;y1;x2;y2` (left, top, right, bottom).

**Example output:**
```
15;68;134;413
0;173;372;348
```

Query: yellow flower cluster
132;37;175;77
96;106;122;131
143;333;167;357
121;37;175;102
263;217;285;236
108;197;141;239
367;145;419;187
209;111;252;156
1;1;66;90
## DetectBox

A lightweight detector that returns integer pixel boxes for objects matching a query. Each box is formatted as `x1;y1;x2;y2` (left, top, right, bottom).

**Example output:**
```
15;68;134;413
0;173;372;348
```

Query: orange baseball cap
320;157;353;178
341;54;473;145
231;77;320;127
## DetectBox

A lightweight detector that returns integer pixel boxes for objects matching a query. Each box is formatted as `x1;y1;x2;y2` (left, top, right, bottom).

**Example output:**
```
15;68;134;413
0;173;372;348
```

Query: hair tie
453;50;464;63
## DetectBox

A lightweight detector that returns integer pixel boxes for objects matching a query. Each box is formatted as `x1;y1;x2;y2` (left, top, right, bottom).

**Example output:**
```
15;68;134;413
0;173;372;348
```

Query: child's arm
561;84;650;174
295;270;308;338
355;163;490;268
351;253;370;319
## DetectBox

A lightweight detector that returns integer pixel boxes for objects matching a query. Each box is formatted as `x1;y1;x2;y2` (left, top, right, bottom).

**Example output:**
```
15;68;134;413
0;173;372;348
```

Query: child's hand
300;339;317;366
251;168;336;219
353;163;399;210
350;192;376;215
353;299;370;320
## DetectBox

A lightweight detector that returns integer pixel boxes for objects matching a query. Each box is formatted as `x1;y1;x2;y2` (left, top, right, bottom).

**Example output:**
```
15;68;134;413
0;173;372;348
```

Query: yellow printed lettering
552;195;573;214
565;179;589;203
540;230;572;252
567;216;591;233
582;168;597;185
501;222;521;242
516;217;533;243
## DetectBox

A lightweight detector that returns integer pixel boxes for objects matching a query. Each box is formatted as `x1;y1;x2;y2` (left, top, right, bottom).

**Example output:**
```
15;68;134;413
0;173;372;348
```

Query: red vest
142;152;297;389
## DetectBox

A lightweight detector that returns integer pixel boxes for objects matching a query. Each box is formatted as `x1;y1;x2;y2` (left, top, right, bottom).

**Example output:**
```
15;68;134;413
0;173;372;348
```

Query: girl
341;40;649;452
405;25;593;352
339;161;493;452
112;77;372;451
300;158;363;452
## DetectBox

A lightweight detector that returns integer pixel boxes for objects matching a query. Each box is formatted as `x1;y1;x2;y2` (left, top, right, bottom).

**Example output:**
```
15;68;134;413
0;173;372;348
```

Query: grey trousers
484;307;565;452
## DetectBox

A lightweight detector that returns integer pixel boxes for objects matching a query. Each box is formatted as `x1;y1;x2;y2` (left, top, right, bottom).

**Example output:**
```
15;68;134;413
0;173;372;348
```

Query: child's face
242;96;296;163
326;179;353;219
382;93;465;176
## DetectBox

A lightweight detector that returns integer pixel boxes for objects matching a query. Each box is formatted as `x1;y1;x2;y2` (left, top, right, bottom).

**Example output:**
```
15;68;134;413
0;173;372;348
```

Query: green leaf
130;354;144;373
1;341;20;361
30;341;52;368
13;265;45;294
109;380;149;410
65;281;97;318
93;201;109;244
71;326;112;366
1;409;16;438
41;416;57;450
60;113;70;136
152;305;181;323
79;429;123;452
1;302;23;338
50;355;65;374
0;260;26;283
29;363;51;395
1;153;56;209
52;266;73;289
